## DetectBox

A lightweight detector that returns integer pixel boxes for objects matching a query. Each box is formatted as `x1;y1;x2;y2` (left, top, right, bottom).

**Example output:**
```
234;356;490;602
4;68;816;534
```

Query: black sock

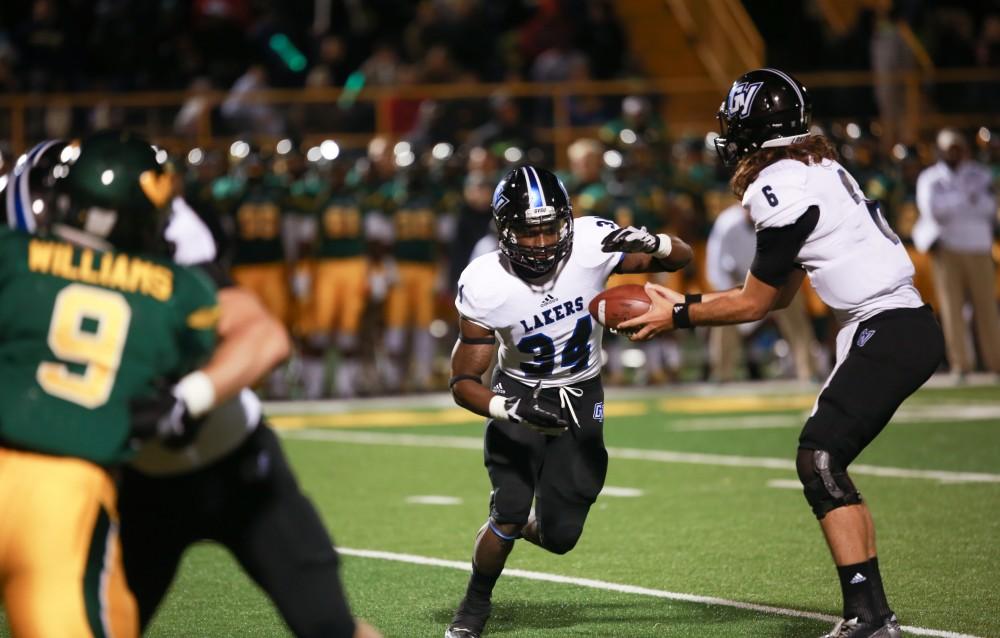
466;565;501;603
868;557;894;622
837;561;878;623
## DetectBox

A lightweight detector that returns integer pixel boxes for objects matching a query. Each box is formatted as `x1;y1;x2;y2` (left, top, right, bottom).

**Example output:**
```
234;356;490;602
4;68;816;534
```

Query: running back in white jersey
456;215;622;388
743;158;923;323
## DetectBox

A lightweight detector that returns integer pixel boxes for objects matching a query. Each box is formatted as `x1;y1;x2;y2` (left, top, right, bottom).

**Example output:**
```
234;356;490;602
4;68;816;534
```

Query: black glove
130;387;204;449
601;225;661;254
502;382;568;435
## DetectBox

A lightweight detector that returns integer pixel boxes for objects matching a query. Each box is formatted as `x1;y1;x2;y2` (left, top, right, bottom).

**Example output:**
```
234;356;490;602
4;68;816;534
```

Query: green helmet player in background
0;130;223;638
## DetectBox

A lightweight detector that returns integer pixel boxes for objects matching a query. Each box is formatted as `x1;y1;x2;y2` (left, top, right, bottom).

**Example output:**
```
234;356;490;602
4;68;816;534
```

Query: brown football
588;284;651;330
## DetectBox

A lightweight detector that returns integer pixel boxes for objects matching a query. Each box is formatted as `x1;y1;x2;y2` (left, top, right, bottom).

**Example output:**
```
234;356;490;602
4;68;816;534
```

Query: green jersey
393;187;442;263
571;179;614;218
0;228;218;465
228;178;288;266
284;173;326;217
316;189;366;259
614;177;668;231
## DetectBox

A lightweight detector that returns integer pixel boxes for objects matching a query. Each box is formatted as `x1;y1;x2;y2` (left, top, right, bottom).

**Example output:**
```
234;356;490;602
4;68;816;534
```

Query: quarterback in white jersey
622;69;944;638
445;165;691;638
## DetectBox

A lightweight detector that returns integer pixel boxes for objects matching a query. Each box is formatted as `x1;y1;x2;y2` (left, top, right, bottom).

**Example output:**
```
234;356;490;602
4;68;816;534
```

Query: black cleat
820;616;903;638
445;597;491;638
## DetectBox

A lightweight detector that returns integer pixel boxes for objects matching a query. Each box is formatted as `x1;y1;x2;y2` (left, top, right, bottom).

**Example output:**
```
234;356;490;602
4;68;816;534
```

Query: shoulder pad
572;215;623;270
742;160;821;230
455;253;507;327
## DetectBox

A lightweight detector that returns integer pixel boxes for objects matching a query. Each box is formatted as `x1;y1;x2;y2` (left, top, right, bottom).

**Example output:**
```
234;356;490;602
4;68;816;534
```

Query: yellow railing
1;68;998;168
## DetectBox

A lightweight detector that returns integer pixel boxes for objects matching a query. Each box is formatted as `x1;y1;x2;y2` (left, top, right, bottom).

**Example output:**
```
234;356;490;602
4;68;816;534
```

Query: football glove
130;385;204;449
601;225;669;256
493;381;568;435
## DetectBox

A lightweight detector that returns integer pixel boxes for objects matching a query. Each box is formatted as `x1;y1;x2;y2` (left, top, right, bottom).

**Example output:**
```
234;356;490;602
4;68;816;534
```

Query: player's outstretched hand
503;382;569;435
129;385;204;449
617;282;683;341
600;225;661;254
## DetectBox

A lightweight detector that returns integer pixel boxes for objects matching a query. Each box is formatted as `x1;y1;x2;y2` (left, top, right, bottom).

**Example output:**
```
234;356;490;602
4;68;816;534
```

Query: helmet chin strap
760;133;812;148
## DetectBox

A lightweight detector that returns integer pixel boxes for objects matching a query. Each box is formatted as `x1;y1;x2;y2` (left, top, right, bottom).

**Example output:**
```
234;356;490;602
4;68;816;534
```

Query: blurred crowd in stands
110;109;996;398
1;0;997;397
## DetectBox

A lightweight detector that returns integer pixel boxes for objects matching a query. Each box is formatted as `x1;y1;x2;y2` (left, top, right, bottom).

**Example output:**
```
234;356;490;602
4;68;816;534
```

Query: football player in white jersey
620;69;945;638
445;165;692;638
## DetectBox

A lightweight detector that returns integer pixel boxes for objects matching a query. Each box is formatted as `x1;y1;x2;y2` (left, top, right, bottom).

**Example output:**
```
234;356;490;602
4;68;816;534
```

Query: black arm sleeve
749;206;819;287
194;261;236;289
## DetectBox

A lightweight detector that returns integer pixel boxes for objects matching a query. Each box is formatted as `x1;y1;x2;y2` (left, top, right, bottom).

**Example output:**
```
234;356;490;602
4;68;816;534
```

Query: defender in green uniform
225;153;291;326
0;132;217;638
384;164;446;392
300;160;370;398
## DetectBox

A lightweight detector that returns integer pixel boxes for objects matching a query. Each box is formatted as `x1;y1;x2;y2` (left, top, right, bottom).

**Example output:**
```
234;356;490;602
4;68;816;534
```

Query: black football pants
118;424;356;638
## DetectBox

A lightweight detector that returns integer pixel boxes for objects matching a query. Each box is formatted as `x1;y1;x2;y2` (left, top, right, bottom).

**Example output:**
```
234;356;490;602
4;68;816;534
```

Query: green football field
4;380;999;637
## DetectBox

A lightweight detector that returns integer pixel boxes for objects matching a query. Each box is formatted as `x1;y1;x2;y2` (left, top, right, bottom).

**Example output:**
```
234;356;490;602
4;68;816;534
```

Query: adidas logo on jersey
492;383;505;395
540;294;559;307
849;573;867;585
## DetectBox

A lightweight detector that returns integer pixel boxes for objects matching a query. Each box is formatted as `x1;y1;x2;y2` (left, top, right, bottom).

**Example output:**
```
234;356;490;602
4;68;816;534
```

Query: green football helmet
52;130;174;254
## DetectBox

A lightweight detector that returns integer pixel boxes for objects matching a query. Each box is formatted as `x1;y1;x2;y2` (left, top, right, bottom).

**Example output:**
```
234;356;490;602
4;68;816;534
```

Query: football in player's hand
588;284;651;330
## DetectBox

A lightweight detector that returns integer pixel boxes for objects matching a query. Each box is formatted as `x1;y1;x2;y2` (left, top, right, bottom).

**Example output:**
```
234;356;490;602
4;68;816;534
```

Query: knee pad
539;522;583;555
796;448;863;519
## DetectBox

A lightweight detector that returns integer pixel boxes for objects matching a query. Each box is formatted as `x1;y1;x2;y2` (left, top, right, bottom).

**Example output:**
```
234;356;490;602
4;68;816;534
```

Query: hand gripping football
588;284;651;330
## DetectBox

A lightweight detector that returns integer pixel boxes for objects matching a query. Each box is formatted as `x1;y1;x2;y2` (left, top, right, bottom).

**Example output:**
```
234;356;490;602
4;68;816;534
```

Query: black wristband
685;293;702;304
449;374;483;389
672;303;693;329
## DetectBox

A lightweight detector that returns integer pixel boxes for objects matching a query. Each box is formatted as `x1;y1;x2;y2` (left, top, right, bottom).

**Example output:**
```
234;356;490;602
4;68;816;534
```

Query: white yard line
282;429;1000;484
338;547;985;638
671;404;1000;432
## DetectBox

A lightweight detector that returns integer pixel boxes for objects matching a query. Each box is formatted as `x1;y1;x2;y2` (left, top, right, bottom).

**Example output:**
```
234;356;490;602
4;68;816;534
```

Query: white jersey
706;203;755;291
130;197;261;476
743;158;923;324
456;216;622;388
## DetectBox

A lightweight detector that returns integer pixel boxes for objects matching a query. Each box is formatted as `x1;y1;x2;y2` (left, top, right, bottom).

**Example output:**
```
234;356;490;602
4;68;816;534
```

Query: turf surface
2;381;998;637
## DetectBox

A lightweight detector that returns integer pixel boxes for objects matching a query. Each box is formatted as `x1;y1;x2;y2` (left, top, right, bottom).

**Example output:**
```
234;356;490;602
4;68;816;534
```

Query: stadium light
619;129;637;145
187;148;204;165
230;141;250;159
603;150;623;168
395;150;415;167
432;142;453;161
320;139;340;160
429;319;449;339
306;146;322;162
276;139;293;155
503;147;523;163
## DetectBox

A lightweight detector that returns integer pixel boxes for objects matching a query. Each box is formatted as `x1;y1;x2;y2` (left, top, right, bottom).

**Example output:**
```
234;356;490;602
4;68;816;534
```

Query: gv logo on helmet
728;81;763;119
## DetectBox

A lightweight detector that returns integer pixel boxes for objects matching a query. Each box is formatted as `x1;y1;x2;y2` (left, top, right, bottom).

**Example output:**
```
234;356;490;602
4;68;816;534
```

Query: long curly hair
730;135;840;198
